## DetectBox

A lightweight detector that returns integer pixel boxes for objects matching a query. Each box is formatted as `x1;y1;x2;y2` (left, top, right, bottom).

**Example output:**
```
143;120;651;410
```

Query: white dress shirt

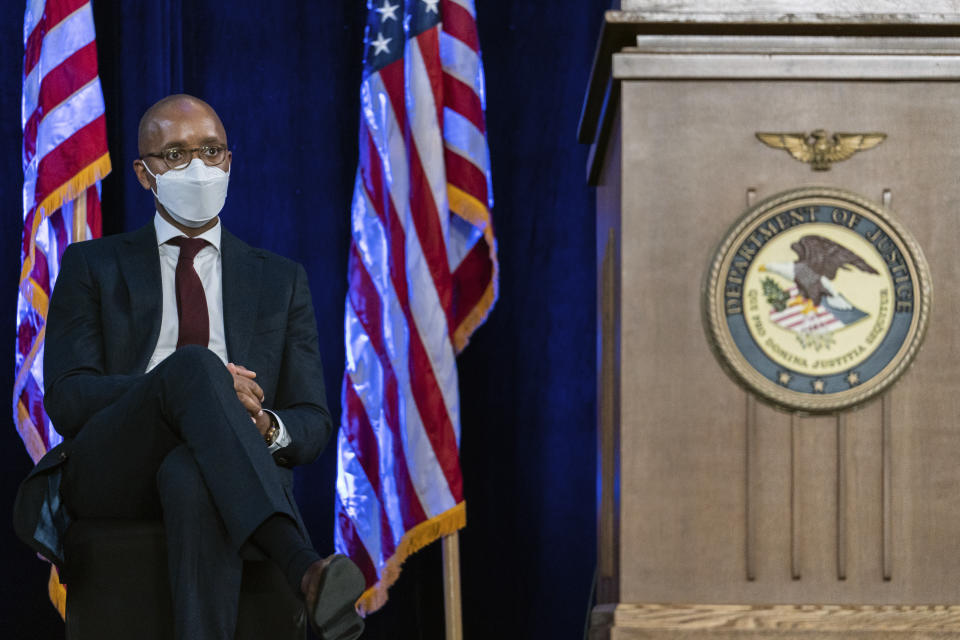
145;213;290;451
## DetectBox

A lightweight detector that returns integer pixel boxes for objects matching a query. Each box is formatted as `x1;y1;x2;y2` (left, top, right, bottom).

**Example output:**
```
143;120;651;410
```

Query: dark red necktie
168;237;210;348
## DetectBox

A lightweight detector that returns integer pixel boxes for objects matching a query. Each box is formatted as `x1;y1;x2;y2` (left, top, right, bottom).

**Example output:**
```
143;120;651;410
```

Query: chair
62;519;306;639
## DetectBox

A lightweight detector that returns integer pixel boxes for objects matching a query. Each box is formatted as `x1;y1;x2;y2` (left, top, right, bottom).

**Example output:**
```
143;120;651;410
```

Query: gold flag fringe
446;185;499;354
47;565;66;620
356;501;466;616
447;184;490;230
35;153;111;221
453;278;497;354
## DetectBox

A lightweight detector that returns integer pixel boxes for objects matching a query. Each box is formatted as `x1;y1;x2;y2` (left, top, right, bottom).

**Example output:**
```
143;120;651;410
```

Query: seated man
15;94;363;640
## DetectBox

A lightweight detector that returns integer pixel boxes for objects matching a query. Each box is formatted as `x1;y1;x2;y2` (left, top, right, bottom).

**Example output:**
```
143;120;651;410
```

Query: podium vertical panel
587;22;960;638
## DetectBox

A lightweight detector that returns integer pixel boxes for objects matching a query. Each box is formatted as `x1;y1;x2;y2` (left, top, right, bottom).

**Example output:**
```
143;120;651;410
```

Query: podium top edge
606;9;960;27
578;8;960;146
611;0;960;25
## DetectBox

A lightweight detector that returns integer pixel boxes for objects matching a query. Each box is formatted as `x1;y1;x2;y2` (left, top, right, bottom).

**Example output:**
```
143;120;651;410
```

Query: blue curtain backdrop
0;2;605;638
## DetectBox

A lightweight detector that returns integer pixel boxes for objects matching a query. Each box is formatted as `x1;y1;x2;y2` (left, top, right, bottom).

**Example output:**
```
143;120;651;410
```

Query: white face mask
143;158;230;228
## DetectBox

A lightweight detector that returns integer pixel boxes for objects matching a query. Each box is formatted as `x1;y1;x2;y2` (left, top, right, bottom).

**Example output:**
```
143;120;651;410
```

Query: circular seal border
703;187;932;413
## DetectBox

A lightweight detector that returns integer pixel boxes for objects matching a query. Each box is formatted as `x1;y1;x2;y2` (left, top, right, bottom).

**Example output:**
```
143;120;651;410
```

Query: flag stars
422;0;439;13
811;379;825;393
376;0;399;22
846;371;861;387
370;31;392;55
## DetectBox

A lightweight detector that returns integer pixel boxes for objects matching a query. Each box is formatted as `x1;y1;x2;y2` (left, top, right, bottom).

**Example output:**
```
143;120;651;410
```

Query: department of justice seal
703;187;931;412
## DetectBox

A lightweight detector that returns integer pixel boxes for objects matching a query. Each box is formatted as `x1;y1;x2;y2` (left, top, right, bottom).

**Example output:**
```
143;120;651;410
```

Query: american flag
769;287;850;335
336;0;497;614
17;0;110;613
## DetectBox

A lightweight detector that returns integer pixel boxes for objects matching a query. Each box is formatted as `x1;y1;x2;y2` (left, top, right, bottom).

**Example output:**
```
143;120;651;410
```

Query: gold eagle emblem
755;130;886;171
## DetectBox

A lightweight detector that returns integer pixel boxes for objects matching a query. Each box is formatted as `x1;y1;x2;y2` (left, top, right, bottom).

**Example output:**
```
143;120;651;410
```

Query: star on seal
777;371;792;386
846;371;860;387
811;379;825;393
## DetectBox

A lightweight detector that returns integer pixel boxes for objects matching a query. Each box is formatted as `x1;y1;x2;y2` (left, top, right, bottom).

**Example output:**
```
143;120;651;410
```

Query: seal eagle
761;235;879;314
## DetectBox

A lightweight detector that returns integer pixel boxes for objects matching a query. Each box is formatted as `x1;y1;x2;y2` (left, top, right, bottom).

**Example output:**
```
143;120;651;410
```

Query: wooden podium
582;2;960;638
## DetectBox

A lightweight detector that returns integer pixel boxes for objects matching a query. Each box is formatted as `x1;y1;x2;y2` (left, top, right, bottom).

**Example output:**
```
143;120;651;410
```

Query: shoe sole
312;555;366;640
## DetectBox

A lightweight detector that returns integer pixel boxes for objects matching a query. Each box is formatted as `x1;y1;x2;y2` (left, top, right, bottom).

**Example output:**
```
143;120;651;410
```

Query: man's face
132;101;232;193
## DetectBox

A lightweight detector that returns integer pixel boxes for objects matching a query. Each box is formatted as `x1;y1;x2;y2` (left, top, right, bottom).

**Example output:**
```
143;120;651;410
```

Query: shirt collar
153;212;222;252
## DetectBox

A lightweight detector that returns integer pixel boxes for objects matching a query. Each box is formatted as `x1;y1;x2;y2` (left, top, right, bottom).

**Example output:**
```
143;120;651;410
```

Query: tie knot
168;236;208;262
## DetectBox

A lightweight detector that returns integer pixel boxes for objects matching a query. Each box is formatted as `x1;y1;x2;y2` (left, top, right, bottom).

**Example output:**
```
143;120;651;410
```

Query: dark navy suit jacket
14;221;332;568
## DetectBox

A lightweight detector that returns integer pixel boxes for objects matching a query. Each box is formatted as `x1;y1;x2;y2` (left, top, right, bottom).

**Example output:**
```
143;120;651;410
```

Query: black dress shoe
304;554;365;640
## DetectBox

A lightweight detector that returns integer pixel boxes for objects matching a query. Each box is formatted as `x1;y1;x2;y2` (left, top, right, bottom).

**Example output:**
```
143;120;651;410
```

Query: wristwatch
264;412;279;446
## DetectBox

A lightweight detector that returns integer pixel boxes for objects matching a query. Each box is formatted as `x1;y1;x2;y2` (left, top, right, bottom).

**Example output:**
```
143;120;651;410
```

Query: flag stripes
337;0;497;614
769;286;847;334
23;0;92;79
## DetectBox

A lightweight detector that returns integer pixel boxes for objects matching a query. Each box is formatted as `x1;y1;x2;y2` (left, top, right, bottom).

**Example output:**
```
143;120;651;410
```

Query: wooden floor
590;603;960;639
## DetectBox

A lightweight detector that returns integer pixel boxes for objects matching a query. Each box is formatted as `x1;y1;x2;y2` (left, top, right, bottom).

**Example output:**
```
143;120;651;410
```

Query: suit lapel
221;228;262;365
119;224;163;373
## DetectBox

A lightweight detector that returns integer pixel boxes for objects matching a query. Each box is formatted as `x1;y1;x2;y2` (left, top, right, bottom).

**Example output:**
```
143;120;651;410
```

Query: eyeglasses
140;145;228;170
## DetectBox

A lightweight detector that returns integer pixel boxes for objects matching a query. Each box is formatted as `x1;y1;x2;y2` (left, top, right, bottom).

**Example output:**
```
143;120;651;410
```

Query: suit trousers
60;346;298;640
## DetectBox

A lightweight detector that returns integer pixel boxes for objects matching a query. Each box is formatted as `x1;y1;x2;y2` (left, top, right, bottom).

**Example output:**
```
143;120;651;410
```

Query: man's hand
226;362;271;437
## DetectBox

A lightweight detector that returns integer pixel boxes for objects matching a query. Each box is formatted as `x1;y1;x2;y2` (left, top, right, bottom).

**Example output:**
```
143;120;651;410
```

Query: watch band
264;413;279;446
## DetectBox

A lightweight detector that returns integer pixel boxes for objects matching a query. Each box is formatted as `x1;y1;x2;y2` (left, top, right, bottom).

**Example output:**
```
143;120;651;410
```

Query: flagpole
442;532;464;640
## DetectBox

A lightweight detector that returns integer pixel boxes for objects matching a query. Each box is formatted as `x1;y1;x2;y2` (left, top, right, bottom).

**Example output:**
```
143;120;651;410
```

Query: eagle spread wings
756;130;886;170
